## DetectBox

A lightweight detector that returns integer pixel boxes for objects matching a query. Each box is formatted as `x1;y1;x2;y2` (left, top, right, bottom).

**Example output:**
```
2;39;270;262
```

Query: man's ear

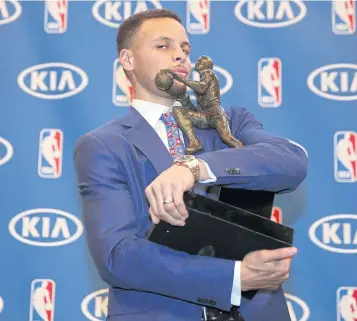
119;49;134;72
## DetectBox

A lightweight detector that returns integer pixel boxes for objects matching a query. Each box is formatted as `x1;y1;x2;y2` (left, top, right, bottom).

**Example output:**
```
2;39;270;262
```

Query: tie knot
160;111;175;125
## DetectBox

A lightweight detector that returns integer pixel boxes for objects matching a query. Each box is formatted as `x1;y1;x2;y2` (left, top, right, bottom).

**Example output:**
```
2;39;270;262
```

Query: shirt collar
131;99;181;129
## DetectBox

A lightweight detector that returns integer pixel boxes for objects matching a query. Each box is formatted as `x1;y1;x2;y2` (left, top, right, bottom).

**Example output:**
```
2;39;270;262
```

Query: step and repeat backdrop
0;1;356;320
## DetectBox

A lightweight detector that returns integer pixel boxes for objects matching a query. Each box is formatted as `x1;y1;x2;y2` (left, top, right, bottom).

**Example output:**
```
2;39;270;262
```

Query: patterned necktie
160;111;185;159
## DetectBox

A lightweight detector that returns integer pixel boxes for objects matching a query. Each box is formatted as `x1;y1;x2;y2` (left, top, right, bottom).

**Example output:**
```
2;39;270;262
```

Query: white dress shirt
131;98;242;307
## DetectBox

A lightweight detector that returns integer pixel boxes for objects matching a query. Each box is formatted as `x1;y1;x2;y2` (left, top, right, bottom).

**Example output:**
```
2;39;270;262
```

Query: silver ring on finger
163;199;173;204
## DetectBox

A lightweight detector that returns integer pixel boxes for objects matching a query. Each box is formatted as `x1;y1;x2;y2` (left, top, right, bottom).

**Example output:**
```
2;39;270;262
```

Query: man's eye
157;45;168;49
183;49;190;55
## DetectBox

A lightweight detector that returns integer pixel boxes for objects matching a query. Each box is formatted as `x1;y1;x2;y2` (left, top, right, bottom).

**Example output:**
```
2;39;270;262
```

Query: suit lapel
121;107;216;176
122;107;174;176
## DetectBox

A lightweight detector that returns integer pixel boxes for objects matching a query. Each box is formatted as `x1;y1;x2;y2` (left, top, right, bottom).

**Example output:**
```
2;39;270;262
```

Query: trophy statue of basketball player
155;55;243;154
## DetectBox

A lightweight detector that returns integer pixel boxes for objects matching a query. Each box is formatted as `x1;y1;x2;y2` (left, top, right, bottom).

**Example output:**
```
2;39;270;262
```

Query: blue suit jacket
73;106;307;321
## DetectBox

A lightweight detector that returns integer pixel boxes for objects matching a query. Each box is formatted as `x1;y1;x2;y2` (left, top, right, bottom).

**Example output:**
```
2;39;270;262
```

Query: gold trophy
155;55;243;154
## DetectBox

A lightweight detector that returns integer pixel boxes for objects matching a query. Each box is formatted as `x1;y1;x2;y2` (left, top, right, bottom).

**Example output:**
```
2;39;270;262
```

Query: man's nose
172;47;186;63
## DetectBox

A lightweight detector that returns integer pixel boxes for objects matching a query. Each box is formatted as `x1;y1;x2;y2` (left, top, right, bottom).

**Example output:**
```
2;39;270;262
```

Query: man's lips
172;67;188;77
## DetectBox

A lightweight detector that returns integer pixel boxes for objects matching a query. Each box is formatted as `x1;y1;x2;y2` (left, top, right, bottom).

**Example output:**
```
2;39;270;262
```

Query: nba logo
334;131;357;183
258;58;282;108
186;0;210;34
38;129;63;179
337;287;357;321
271;206;282;224
332;0;355;35
29;279;56;321
44;0;68;34
112;58;134;107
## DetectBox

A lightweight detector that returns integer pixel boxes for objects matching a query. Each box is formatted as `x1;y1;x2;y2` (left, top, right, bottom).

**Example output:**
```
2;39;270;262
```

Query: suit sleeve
197;107;308;192
73;133;235;311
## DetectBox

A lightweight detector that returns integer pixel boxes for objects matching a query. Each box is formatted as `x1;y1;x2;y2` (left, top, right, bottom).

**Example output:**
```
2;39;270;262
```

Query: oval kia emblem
92;0;162;28
8;208;83;247
285;293;310;321
0;137;14;166
309;214;357;253
81;288;109;321
17;62;88;100
234;0;306;28
0;0;21;25
307;63;357;101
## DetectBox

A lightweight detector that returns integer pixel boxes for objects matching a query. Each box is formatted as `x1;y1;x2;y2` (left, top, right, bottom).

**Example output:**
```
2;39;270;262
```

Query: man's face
130;17;192;98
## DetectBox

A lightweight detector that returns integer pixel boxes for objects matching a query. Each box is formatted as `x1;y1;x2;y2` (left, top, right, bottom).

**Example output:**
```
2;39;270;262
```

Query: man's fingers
266;284;281;291
145;186;159;217
161;183;185;221
149;206;183;226
172;185;188;217
159;211;185;226
152;183;185;226
149;208;160;224
163;202;185;221
151;184;168;218
281;272;290;281
146;180;188;226
259;247;297;263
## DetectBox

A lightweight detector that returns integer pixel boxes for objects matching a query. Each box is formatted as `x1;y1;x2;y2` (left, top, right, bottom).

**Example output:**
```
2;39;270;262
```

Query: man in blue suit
73;9;308;321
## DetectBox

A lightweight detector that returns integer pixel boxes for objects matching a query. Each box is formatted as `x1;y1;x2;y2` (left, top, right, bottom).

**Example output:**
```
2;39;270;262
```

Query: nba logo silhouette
332;0;355;35
337;287;357;321
271;207;282;224
38;129;63;179
29;279;56;321
112;58;134;107
44;0;68;34
186;0;210;34
258;58;282;107
334;131;357;183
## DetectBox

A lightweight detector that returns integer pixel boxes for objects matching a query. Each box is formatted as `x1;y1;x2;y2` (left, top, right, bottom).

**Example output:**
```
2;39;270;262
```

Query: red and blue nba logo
112;58;134;107
38;129;63;179
337;287;357;321
44;0;68;34
332;0;355;35
29;279;56;321
271;206;282;224
334;131;357;183
258;58;282;107
186;0;210;34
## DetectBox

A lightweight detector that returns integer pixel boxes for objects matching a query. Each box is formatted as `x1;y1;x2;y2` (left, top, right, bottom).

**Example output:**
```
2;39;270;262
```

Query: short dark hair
116;9;183;55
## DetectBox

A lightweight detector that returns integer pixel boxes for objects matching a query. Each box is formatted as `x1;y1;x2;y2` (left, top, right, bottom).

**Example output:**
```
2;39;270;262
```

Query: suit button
197;298;216;306
225;168;242;174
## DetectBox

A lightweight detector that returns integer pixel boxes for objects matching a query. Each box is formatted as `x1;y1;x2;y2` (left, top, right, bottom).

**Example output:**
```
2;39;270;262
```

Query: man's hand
240;247;297;291
145;161;209;226
145;165;194;226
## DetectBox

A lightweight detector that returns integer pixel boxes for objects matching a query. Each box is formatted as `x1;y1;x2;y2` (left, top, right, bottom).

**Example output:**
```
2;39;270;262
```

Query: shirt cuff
231;261;241;306
197;158;217;183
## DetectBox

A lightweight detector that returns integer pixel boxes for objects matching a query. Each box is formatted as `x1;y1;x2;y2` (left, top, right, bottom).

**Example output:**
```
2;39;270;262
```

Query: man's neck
134;94;175;107
132;86;176;107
